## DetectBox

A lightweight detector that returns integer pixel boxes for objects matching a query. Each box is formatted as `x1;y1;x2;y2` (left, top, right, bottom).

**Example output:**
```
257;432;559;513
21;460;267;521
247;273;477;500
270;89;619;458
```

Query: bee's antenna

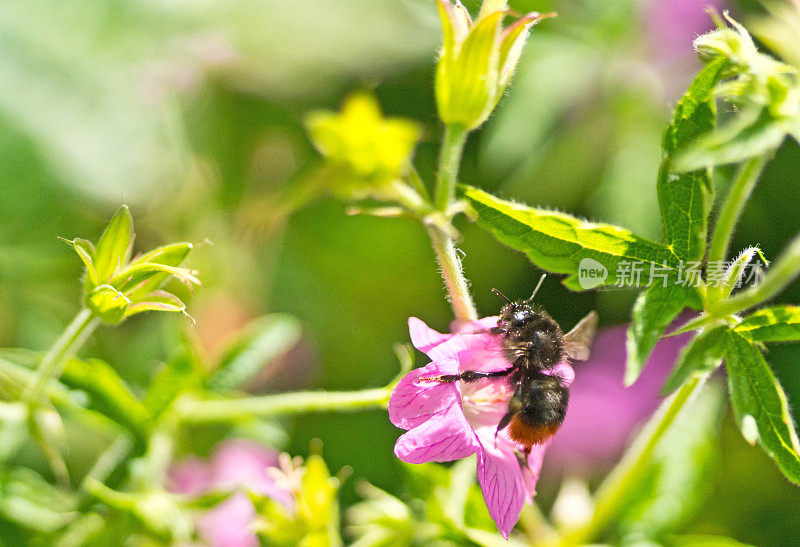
491;288;513;304
527;274;547;302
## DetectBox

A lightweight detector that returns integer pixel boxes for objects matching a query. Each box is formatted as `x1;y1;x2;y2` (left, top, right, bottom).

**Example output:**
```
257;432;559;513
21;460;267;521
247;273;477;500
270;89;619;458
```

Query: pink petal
546;361;575;388
454;316;501;333
167;457;214;495
389;360;460;430
547;322;692;472
476;438;527;539
408;317;451;353
212;439;280;493
522;441;550;502
394;403;479;464
410;316;509;370
455;333;508;373
197;492;258;547
425;329;507;372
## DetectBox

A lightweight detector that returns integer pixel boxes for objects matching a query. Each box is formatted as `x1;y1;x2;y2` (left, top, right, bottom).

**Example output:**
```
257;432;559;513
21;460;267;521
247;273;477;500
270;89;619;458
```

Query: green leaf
618;383;723;540
657;168;715;261
663;58;729;156
658;57;728;261
713;246;765;300
94;205;134;282
131;242;193;267
112;262;200;294
0;467;77;533
346;482;415;546
60;357;149;435
626;281;701;385
662;325;729;395
209;314;302;391
734;305;800;342
725;331;800;484
125;242;193;301
460;185;676;290
144;347;205;419
124;291;187;318
673;108;787;173
66;237;99;287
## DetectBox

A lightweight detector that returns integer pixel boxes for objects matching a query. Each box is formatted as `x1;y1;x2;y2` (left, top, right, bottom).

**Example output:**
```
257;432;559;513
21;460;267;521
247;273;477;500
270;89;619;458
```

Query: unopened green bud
86;285;130;324
694;14;758;67
435;0;553;131
64;206;198;324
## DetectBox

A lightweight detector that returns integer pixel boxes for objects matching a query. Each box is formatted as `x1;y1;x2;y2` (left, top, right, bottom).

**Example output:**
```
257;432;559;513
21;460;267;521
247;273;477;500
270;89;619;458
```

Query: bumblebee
426;276;597;458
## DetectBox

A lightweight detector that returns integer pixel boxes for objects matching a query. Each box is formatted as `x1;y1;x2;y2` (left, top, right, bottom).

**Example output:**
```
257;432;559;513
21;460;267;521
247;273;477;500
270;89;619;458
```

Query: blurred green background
1;0;798;544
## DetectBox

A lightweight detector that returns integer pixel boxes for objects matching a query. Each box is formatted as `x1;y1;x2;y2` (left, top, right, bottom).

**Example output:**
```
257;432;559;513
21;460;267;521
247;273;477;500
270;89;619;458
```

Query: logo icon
578;258;608;289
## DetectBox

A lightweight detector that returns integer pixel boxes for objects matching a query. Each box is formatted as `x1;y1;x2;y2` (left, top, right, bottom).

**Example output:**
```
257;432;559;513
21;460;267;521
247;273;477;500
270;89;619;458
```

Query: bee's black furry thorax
493;300;564;371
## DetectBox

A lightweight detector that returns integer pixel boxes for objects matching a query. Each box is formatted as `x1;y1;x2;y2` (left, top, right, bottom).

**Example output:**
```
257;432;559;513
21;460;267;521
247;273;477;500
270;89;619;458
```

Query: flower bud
694;14;758;67
64;206;197;324
435;0;553;131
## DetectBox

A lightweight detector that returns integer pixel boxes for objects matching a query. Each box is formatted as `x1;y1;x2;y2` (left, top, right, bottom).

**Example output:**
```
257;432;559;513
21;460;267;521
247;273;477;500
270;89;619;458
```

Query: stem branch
434;125;468;212
428;124;478;321
707;156;767;302
176;387;391;424
711;231;800;317
25;308;99;402
427;226;478;321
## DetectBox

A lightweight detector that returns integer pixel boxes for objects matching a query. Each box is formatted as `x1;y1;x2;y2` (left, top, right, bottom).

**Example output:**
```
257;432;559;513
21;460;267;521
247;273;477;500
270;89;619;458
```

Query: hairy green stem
21;308;99;486
429;124;478;321
434;125;468;212
556;374;708;546
176;388;391;424
24;308;99;403
707;156;767;303
427;226;478;321
711;231;800;317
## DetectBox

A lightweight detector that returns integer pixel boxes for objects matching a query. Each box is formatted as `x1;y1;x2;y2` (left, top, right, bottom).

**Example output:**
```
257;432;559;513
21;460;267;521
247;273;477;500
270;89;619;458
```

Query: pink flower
547;323;693;474
168;439;294;546
641;0;726;65
389;316;574;538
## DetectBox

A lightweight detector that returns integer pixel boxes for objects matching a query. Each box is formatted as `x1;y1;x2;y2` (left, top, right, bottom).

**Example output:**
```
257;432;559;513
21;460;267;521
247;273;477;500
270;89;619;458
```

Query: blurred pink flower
389;316;574;538
547;324;692;474
641;0;725;65
640;0;726;98
168;439;293;547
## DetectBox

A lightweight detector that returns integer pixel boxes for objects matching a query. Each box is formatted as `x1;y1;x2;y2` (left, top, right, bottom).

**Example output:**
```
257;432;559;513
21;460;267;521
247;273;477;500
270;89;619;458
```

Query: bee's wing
563;311;598;361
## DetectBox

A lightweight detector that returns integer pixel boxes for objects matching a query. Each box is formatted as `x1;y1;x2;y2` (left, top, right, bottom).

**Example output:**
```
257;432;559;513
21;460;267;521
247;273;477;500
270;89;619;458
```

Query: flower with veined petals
389;316;574;538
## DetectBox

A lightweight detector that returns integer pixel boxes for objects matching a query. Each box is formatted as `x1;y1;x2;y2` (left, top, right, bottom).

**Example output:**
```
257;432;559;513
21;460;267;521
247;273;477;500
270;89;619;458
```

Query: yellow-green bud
435;0;553;131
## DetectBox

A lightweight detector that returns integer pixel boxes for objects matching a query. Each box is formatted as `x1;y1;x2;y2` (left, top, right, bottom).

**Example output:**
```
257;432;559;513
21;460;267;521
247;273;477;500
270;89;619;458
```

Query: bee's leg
514;449;529;471
459;326;503;335
515;445;534;476
494;384;523;446
420;367;515;384
494;410;515;442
